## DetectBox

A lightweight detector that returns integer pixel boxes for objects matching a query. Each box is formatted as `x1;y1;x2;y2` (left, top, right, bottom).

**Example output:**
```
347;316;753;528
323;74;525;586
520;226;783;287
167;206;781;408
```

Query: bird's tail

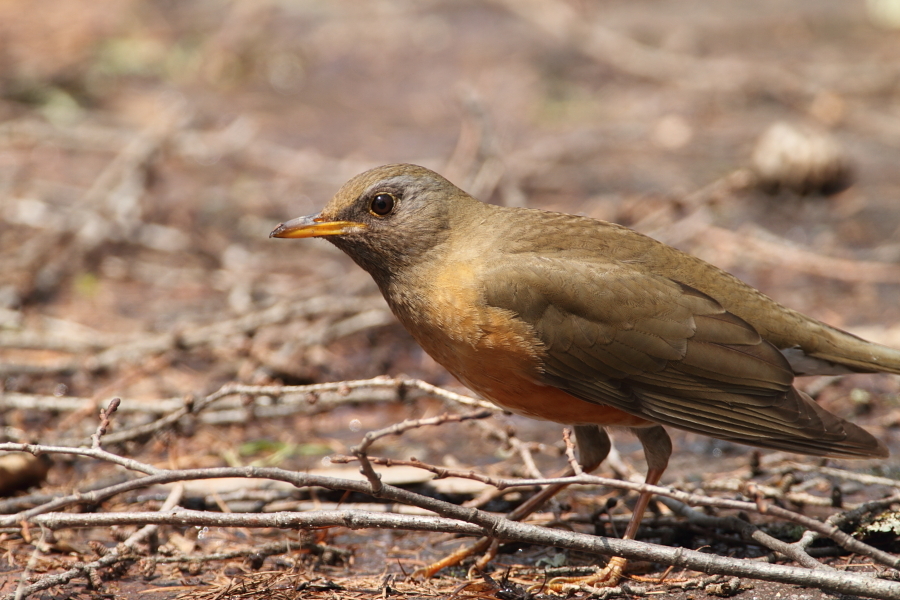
805;323;900;375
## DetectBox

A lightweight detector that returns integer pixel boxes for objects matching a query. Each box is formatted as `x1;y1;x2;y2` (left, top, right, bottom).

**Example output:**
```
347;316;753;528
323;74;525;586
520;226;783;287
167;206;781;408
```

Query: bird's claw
529;557;627;594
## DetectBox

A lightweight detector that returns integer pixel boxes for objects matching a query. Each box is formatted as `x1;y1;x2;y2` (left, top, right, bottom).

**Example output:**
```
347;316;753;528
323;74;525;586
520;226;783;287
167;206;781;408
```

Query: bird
271;163;893;589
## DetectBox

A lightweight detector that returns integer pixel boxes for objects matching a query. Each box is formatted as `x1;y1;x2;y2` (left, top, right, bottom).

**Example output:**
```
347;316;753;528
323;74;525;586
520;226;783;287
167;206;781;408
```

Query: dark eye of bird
369;193;395;216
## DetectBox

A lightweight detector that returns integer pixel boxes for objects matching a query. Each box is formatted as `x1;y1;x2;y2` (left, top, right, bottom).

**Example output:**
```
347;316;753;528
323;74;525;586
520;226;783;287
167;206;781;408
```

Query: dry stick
5;380;892;584
0;473;133;516
147;539;321;567
90;398;120;449
44;375;492;448
0;449;895;598
263;501;439;516
741;484;875;510
6;439;895;573
797;494;900;551
22;507;900;600
0;315;125;352
1;378;458;421
328;455;498;486
0;360;77;377
355;411;494;456
85;295;390;372
695;470;882;509
656;497;827;571
551;476;900;570
6;381;482;508
6;372;895;568
187;378;494;424
31;508;486;534
0;443;162;478
351;410;494;492
561;428;584;476
6;484;185;600
11;375;897;560
510;437;546;481
472;417;549;475
788;463;900;489
0;392;185;414
208;376;492;413
328;453;900;571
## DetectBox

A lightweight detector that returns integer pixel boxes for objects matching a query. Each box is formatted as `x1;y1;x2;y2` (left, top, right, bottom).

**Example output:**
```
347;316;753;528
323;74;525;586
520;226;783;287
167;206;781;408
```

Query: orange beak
269;215;367;239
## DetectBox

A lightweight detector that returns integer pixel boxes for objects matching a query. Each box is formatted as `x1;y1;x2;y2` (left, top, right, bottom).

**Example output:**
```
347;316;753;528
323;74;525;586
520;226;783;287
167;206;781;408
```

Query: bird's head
271;164;471;281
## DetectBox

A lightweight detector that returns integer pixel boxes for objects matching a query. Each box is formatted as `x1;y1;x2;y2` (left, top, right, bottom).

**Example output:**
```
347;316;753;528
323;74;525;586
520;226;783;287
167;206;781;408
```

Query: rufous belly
456;366;652;427
409;319;651;427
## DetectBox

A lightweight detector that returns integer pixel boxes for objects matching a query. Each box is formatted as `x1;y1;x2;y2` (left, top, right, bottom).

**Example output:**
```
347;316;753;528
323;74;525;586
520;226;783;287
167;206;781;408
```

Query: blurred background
3;0;900;390
1;0;900;591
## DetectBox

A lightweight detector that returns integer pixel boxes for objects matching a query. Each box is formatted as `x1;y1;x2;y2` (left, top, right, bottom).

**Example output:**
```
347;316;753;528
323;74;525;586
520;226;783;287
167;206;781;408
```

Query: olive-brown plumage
271;163;892;584
272;163;892;458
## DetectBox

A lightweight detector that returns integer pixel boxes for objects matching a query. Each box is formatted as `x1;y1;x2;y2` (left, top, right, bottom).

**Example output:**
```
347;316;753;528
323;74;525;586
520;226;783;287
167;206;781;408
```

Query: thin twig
90;398;120;449
562;428;584;476
0;442;162;476
329;452;900;570
40;376;473;448
355;410;494;456
657;496;829;570
351;410;493;493
788;463;900;489
1;438;898;598
20;507;900;600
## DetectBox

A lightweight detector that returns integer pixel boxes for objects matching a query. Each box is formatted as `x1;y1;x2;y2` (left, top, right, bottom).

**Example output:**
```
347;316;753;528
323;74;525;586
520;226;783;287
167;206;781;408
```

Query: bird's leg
413;425;611;579
543;425;672;592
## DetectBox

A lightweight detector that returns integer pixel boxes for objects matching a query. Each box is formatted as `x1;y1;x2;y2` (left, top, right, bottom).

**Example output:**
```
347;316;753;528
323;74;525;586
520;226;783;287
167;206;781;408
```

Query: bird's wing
482;256;885;458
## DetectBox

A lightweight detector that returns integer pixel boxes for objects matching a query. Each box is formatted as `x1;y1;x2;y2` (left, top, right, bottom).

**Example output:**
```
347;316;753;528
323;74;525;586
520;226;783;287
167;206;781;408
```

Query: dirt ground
1;1;900;599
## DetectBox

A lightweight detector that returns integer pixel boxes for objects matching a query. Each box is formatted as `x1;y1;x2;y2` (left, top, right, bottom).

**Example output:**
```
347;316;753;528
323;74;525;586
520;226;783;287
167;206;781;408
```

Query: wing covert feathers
483;256;887;459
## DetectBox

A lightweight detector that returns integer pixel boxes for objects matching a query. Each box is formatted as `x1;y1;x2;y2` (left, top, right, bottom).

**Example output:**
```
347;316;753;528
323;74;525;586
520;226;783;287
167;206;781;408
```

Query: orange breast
395;272;651;428
459;364;652;427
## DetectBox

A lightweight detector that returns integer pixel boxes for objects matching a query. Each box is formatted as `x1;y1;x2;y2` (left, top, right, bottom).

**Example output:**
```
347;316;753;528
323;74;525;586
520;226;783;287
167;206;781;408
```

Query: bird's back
480;203;900;376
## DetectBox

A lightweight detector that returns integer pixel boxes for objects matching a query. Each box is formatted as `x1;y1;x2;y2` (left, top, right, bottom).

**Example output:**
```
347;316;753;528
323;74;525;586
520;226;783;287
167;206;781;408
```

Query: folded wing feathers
484;258;886;459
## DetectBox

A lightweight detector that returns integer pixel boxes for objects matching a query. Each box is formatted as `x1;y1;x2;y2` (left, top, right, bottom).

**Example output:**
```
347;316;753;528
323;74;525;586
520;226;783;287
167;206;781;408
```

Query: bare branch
354;410;494;456
0;443;162;476
90;398;120;449
330;451;900;570
19;507;900;600
562;428;584;476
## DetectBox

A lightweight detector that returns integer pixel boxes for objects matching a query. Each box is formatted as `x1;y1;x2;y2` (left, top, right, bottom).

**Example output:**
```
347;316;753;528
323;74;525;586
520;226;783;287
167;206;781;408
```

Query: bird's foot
530;557;627;594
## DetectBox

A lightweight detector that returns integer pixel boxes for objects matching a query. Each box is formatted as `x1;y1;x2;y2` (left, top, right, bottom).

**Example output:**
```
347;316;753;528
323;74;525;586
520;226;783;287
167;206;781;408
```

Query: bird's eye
369;193;396;216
